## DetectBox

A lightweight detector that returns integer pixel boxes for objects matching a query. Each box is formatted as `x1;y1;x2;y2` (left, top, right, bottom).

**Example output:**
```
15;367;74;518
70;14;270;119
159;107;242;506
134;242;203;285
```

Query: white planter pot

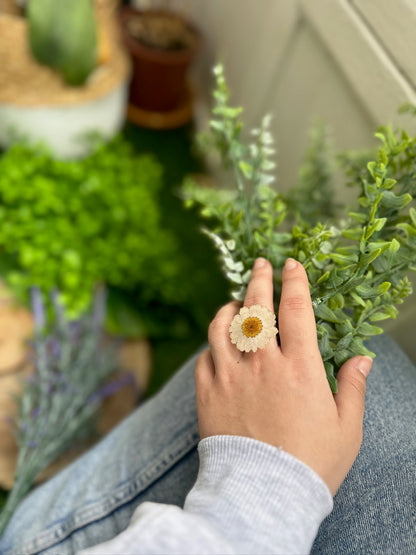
0;79;129;159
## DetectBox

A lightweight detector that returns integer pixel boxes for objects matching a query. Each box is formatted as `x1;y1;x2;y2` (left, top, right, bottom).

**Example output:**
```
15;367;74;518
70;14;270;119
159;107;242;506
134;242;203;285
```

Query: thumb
334;355;373;427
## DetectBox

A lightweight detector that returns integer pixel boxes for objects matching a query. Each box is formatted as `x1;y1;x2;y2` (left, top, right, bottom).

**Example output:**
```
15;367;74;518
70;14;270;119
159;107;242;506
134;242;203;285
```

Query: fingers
244;258;274;311
208;258;278;363
208;301;242;367
278;258;319;358
195;349;215;387
334;356;372;434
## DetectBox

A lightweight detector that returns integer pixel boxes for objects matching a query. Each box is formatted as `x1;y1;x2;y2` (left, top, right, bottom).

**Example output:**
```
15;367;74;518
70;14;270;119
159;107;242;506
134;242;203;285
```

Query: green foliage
0;137;179;319
284;121;338;226
28;0;97;86
184;64;416;392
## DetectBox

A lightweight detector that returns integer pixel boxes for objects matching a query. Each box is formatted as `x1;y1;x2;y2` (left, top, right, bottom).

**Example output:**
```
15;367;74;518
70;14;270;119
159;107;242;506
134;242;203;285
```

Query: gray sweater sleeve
80;435;333;555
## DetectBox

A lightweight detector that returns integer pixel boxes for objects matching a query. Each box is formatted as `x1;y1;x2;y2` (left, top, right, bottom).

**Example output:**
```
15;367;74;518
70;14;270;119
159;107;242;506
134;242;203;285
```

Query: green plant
184;64;416;392
0;287;118;536
27;0;97;86
285;121;338;226
0;136;179;321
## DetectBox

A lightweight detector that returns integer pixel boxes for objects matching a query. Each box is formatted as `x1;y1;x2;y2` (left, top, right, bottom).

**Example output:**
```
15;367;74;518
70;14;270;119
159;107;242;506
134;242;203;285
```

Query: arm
81;258;372;555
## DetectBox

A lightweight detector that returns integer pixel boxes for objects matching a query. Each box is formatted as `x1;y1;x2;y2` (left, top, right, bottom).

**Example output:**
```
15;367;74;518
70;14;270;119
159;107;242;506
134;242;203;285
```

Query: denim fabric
311;334;416;554
0;335;415;555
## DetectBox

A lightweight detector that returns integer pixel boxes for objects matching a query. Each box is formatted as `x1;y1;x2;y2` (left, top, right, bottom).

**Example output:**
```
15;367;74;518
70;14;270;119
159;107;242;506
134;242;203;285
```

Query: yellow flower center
241;316;263;338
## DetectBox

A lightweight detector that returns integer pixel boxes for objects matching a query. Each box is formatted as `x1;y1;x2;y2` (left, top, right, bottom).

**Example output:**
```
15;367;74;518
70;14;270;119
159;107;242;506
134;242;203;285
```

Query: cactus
27;0;98;86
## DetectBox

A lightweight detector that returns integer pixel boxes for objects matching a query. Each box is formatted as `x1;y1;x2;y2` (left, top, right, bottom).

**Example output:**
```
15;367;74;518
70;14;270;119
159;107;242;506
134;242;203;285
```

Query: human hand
195;257;372;495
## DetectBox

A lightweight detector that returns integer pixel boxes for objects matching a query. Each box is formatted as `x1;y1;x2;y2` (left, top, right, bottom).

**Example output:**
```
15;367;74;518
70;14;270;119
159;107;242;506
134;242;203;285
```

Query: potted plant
0;0;131;158
119;2;201;128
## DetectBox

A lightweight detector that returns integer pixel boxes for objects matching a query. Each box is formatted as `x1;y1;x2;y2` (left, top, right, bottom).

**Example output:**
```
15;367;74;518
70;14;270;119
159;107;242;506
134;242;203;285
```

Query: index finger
244;257;274;310
278;258;319;358
235;257;279;355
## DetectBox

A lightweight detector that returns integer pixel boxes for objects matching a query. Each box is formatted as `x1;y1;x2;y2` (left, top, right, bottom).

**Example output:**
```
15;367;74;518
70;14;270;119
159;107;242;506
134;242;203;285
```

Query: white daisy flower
229;305;278;353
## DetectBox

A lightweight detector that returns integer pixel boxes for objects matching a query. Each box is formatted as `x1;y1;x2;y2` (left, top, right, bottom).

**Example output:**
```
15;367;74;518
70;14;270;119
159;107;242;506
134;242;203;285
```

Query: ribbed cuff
185;435;333;554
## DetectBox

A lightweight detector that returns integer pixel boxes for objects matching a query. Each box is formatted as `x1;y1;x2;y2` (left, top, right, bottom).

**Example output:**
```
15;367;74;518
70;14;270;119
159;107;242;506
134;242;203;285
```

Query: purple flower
48;337;61;360
87;372;136;405
30;287;45;332
31;407;41;418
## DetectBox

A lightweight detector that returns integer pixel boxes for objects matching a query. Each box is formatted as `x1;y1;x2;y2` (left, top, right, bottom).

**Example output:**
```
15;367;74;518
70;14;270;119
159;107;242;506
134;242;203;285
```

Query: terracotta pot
119;7;201;112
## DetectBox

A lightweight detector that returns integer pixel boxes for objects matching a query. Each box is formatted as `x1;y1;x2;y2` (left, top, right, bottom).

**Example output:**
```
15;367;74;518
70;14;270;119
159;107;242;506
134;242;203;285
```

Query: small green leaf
334;349;350;367
380;191;412;210
369;311;391;321
336;331;353;350
367;161;377;177
239;161;253;179
357;322;384;336
317;271;330;284
314;303;345;323
365;218;386;240
349;211;367;224
324;362;338;393
331;252;358;265
342;227;363;241
356;280;390;298
350;337;376;358
359;248;382;267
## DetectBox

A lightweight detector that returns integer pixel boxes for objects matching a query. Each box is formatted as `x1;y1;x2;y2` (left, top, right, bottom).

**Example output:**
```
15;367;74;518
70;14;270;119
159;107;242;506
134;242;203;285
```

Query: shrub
0;137;179;318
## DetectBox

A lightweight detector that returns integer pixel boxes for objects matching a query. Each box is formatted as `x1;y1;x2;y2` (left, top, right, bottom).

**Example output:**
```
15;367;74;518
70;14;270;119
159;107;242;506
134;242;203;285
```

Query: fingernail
254;257;267;269
357;356;373;377
285;258;297;270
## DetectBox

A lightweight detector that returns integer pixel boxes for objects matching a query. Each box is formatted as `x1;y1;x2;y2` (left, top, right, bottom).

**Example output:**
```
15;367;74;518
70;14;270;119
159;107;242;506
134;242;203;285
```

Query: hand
195;257;372;495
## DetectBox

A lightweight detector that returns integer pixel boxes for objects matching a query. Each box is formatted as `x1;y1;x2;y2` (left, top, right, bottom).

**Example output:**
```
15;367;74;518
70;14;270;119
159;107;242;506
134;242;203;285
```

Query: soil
0;8;130;107
125;11;198;52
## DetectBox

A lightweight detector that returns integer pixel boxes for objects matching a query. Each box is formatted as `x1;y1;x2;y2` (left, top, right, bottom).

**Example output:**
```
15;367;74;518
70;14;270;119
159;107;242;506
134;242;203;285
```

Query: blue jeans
0;335;415;554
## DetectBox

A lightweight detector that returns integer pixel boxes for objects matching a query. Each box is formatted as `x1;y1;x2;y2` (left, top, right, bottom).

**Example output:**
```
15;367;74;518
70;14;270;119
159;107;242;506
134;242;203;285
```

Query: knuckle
219;370;236;388
195;349;211;372
208;317;225;342
208;302;239;336
244;288;264;307
348;374;366;399
281;294;309;312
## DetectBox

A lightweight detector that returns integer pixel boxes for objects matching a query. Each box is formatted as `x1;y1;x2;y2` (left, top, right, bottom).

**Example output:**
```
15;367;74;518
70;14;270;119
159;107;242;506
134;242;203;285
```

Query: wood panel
302;0;416;132
352;0;416;89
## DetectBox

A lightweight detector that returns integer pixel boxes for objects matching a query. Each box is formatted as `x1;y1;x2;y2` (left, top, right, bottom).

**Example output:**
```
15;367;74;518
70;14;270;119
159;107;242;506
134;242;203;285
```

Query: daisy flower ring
229;305;278;353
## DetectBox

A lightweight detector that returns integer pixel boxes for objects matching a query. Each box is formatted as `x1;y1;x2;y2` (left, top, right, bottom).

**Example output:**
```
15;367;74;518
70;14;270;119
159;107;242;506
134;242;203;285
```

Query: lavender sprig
0;287;119;536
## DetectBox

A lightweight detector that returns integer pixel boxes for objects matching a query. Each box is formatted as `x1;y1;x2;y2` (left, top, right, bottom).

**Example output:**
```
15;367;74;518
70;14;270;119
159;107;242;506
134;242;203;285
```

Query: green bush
0;137;179;318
